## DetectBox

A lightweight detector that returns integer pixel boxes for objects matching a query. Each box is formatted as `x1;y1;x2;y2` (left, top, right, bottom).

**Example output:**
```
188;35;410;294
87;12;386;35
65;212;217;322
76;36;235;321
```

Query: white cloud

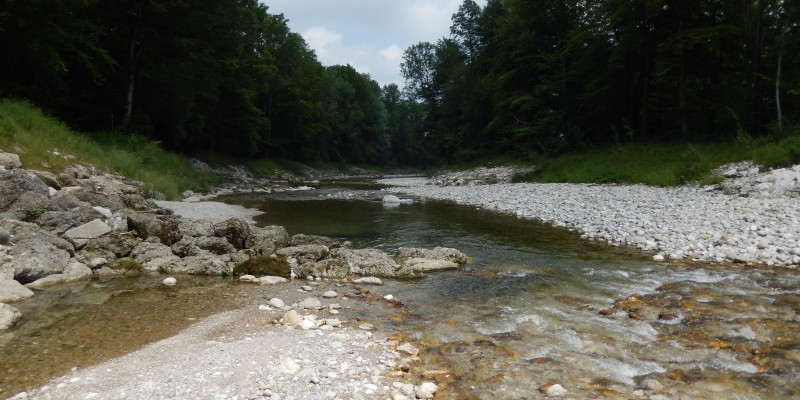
303;26;342;50
263;0;488;86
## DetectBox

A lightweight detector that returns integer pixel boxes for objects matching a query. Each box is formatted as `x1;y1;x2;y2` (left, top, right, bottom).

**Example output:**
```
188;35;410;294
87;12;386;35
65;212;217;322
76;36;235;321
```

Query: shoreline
380;178;800;268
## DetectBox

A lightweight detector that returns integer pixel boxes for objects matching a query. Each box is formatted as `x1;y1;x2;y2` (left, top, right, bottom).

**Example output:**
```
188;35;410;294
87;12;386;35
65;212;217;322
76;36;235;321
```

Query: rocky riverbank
0;150;466;399
380;164;800;267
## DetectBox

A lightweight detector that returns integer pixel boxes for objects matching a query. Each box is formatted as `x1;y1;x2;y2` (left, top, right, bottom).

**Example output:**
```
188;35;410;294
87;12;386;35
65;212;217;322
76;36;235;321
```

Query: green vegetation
1;1;799;176
0;99;218;199
514;131;800;186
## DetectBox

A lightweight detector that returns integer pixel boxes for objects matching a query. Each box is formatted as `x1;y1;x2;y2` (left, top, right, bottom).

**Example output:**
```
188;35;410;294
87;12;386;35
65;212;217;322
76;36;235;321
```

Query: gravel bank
13;305;408;400
381;179;800;267
154;200;264;223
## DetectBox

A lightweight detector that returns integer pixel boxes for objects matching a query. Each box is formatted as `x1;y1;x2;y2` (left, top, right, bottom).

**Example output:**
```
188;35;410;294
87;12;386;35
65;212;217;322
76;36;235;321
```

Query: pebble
322;290;338;298
269;298;285;308
161;277;177;286
545;383;567;396
299;297;322;309
416;382;438;399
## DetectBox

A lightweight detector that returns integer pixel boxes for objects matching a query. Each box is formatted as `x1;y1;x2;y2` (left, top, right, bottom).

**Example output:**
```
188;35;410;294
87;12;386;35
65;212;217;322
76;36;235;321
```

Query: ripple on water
585;353;666;385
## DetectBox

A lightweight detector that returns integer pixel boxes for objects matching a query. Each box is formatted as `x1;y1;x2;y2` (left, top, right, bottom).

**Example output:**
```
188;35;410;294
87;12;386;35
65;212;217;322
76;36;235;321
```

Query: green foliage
23;206;44;222
0;99;218;199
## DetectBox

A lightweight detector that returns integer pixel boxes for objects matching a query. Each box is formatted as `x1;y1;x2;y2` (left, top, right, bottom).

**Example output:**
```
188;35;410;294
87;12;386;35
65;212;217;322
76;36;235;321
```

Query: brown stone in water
421;369;457;383
614;297;644;312
438;343;454;355
709;340;731;349
628;312;645;320
658;310;680;320
753;347;774;355
530;357;552;364
598;308;615;316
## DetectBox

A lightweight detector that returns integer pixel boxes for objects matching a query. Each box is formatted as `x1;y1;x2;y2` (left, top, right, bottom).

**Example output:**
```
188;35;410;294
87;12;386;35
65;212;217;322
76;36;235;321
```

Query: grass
514;133;800;186
0;99;219;199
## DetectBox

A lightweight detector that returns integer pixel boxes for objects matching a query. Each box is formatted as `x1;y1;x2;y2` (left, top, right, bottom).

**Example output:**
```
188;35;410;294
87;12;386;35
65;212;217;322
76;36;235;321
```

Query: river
2;181;799;399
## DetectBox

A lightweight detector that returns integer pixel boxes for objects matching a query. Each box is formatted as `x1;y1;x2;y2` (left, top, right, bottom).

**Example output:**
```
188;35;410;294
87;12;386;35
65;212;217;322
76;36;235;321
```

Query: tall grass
514;134;800;186
0;99;218;199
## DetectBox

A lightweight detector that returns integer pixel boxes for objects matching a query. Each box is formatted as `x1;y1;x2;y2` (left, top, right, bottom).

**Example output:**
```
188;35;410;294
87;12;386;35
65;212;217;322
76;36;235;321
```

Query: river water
2;182;799;399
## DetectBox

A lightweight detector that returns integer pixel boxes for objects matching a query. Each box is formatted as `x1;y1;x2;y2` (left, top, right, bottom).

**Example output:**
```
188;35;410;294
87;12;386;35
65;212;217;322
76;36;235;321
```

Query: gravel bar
382;180;800;267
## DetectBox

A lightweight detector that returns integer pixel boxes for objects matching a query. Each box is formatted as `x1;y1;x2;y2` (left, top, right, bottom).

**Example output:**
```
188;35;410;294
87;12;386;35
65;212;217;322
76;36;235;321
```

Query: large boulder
0;169;50;211
276;245;330;266
9;233;72;283
82;232;140;258
127;213;182;244
394;246;468;265
177;219;215;238
171;236;235;257
245;225;290;254
213;218;251;249
0;280;35;302
0;303;22;330
293;258;349;279
25;261;92;289
159;254;230;276
332;248;421;278
2;191;51;221
233;254;291;278
290;234;342;249
130;241;179;272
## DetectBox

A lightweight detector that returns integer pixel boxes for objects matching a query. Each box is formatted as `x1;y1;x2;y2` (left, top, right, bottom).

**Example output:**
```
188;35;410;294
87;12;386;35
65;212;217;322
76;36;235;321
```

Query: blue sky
262;0;486;87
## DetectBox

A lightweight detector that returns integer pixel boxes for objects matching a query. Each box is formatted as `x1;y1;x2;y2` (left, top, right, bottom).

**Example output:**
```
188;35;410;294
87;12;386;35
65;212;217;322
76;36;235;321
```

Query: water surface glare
225;184;800;399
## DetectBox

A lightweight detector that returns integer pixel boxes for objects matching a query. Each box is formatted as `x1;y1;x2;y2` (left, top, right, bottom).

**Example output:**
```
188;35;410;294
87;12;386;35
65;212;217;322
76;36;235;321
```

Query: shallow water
2;182;799;399
227;183;800;399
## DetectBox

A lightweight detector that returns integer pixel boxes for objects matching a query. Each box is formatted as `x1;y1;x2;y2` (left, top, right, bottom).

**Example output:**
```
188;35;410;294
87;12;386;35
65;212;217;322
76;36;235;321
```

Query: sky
262;0;486;88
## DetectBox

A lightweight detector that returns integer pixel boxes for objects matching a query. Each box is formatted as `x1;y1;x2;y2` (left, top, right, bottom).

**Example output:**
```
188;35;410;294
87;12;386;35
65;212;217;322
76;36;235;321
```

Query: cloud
263;0;488;86
303;26;342;50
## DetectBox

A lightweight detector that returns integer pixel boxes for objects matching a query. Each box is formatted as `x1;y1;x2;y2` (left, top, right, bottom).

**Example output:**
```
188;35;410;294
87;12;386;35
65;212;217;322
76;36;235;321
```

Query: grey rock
64;219;112;248
394;246;468;265
353;277;383;285
25;261;92;289
212;218;251;249
159;254;229;276
299;297;322;309
0;152;22;169
171;236;235;257
127;213;182;244
0;302;22;330
10;233;71;283
0;226;10;245
244;225;290;255
401;258;459;273
290;234;341;249
130;241;177;272
333;248;419;278
0;279;35;302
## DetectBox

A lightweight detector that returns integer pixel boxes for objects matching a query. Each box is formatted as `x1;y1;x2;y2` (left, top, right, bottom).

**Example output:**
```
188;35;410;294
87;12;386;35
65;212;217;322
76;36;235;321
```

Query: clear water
2;182;798;399
228;183;800;399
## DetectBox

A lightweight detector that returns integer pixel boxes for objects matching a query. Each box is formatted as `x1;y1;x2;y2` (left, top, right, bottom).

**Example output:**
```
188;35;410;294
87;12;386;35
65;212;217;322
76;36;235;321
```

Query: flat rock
353;276;383;285
299;297;322;309
0;279;35;302
322;290;338;298
258;276;288;285
64;219;112;247
402;258;459;272
25;261;92;289
0;302;22;329
0;152;22;169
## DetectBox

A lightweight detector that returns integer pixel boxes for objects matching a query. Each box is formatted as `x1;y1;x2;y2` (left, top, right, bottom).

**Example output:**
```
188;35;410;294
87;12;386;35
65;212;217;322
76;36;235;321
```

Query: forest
1;0;798;166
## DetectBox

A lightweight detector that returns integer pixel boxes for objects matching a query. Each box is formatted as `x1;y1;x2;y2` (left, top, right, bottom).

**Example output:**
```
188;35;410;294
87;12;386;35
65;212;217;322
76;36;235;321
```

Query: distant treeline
402;0;800;162
2;1;798;166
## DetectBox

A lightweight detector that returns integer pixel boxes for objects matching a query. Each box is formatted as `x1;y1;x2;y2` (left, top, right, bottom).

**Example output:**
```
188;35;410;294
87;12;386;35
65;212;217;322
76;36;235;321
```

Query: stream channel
3;181;800;399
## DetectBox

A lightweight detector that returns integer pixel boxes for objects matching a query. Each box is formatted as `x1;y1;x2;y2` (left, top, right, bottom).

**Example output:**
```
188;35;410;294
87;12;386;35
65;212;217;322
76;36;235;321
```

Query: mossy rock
234;255;290;278
108;257;143;275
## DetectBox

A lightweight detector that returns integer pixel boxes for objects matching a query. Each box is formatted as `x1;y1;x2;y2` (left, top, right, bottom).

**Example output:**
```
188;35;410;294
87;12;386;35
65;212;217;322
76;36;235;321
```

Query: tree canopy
1;0;798;167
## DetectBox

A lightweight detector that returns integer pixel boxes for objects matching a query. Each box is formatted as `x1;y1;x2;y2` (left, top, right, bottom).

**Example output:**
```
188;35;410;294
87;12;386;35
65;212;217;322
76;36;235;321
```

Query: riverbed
224;183;800;399
3;181;799;399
